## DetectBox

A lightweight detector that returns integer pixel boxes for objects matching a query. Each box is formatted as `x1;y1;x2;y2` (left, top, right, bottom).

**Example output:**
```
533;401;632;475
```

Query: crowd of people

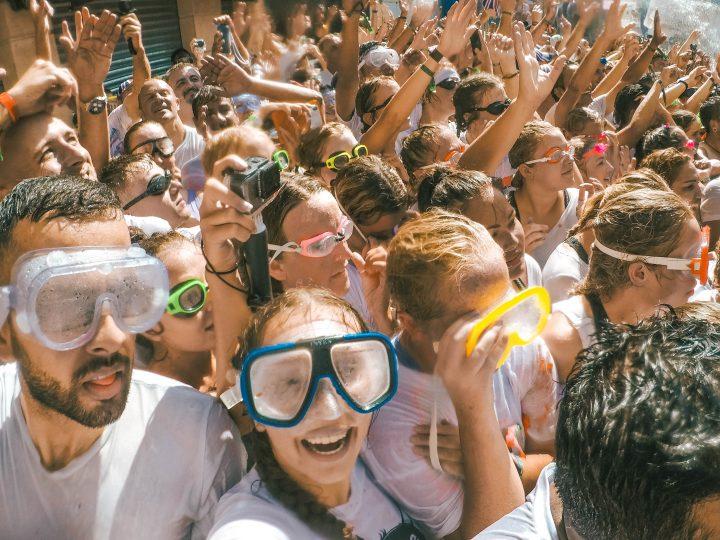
2;0;720;537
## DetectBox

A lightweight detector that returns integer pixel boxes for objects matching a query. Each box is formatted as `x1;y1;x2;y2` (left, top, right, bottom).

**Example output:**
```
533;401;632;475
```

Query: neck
152;349;213;390
164;117;186;148
399;332;436;374
601;287;657;324
517;184;563;219
19;382;103;471
178;105;194;126
420;103;449;125
578;229;594;254
706;133;720;152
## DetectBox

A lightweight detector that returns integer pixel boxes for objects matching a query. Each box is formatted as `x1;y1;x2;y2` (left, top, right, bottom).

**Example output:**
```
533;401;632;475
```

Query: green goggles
272;149;290;171
166;278;208;317
317;144;369;171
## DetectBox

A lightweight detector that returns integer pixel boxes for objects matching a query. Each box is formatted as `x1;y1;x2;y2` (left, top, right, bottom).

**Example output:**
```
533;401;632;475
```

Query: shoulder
0;363;19;421
542;305;583;383
209;470;314;540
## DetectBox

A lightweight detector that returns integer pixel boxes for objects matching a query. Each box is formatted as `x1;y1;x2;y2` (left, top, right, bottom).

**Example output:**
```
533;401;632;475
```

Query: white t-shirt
542;241;589;304
0;365;246;540
174;126;206;170
109;104;135;157
208;461;427;540
344;263;374;329
525;254;543;287
474;463;558;539
525;188;579;269
552;295;597;350
701;178;720;222
362;338;562;537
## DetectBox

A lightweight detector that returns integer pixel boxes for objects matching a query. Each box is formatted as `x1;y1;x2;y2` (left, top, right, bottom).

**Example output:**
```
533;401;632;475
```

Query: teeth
305;431;347;445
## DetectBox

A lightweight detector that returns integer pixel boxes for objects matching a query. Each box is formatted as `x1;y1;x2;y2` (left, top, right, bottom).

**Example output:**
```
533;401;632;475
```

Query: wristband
0;92;18;124
429;47;444;62
502;10;514;16
201;240;241;275
679;79;690;91
503;71;519;80
420;64;435;77
397;15;406;20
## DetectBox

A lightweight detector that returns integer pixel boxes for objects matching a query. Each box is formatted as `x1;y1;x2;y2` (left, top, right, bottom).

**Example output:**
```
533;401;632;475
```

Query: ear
627;261;653;288
269;257;288;283
395;311;420;337
711;118;720;134
518;163;533;179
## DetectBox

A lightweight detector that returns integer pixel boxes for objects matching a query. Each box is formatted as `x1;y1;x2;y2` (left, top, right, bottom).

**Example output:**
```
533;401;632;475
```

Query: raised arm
60;8;121;175
336;0;362;121
592;39;639;98
119;12;151;121
458;23;566;174
616;80;664;147
29;0;53;61
497;0;516;37
558;0;598;58
553;0;633;129
622;11;667;83
360;0;475;153
685;72;714;113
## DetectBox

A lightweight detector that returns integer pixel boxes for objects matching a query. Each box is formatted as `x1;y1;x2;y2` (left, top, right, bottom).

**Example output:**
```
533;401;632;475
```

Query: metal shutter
52;0;183;93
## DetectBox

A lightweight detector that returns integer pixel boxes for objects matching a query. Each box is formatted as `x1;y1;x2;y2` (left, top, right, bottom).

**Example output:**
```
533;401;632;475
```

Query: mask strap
220;385;243;409
429;372;444;473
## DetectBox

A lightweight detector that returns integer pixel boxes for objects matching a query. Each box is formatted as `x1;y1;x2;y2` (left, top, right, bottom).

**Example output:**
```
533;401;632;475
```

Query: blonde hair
575;188;694;300
508;121;560;189
387;208;508;321
201;126;275;176
641;148;692;190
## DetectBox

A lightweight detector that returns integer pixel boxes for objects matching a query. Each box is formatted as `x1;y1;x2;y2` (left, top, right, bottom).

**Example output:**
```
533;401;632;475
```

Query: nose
335;239;352;261
306;378;344;422
59;140;89;174
84;302;128;357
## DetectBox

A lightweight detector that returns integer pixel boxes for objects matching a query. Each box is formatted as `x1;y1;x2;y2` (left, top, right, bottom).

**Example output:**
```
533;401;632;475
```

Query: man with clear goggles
221;331;398;427
0;176;246;538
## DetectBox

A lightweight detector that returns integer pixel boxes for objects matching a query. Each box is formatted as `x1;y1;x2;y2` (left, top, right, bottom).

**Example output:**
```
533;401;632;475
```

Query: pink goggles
268;217;353;262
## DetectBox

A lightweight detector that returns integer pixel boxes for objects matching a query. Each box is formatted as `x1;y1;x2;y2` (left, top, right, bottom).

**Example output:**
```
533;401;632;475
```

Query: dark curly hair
556;313;720;539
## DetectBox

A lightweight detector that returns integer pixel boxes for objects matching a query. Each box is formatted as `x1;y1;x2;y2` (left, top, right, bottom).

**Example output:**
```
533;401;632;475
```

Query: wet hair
639;125;689;163
556;314;720;539
508;120;560;188
355;76;396;132
0;175;121;281
641;148;692;189
170;48;194;66
453;72;503;134
615;168;670;190
99;153;155;195
201;125;275;175
291;68;315;85
673;301;720;324
400;124;446;179
575;188;694;300
191;85;230;120
387;208;507;321
297;122;352;174
672;109;698;132
417;167;494;213
565;107;602;138
232;287;366;539
332;155;412;226
359;40;381;61
265;0;306;39
699;96;720;129
123;120;165;155
166;62;198;83
614;84;647;129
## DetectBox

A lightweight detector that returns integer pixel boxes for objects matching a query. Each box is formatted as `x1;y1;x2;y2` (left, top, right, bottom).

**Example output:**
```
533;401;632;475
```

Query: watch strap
429;47;444;62
0;92;18;123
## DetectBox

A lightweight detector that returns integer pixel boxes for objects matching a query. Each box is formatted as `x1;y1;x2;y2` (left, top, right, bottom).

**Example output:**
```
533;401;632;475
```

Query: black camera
225;157;283;210
225;157;286;309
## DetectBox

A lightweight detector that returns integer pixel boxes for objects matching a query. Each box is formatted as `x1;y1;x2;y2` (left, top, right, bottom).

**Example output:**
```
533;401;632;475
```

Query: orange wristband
0;92;17;123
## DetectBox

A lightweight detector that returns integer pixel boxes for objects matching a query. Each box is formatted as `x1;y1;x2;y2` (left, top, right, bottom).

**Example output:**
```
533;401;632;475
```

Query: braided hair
234;288;369;539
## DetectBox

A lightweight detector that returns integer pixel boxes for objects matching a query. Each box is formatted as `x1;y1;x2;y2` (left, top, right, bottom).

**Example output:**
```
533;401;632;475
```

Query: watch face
88;97;107;115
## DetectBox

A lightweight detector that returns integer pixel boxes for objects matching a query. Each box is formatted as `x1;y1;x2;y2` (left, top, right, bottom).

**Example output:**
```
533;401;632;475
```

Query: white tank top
552;295;597;349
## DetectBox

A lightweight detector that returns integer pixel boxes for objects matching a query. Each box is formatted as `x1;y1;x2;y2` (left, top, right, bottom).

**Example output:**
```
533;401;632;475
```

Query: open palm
514;22;566;108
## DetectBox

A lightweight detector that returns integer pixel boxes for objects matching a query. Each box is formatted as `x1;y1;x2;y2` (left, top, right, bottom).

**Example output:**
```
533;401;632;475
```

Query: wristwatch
84;95;108;115
429;47;444;63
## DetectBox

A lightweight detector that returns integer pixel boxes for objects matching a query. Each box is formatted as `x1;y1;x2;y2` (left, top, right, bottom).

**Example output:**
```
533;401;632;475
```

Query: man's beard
12;330;132;428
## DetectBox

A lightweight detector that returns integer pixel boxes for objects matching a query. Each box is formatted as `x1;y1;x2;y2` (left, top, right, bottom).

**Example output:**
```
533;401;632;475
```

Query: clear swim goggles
221;331;399;427
429;286;551;472
268;216;353;262
593;226;713;285
359;46;400;70
0;246;169;351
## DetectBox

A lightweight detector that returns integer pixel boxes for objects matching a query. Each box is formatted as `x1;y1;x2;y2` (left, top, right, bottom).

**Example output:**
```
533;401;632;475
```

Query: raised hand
409;18;436;53
6;60;77;119
59;8;121;101
412;421;464;478
650;10;667;48
232;1;249;37
600;0;634;44
513;22;566;109
438;0;476;59
576;0;600;24
523;218;549;253
202;54;252;95
29;0;54;34
119;12;143;53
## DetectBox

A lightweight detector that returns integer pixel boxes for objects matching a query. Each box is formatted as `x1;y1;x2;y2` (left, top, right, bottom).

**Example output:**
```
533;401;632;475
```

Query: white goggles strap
593;238;691;271
220;385;243;410
429;373;444;473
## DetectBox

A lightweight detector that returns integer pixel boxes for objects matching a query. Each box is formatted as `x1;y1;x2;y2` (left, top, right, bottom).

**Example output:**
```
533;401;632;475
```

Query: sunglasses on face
122;169;172;211
366;95;393;116
166;278;208;318
524;145;574;166
318;144;369;171
466;99;512;117
130;137;175;159
436;78;460;91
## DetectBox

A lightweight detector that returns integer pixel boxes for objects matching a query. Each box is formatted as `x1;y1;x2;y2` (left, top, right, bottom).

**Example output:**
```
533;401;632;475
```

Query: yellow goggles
465;286;551;369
